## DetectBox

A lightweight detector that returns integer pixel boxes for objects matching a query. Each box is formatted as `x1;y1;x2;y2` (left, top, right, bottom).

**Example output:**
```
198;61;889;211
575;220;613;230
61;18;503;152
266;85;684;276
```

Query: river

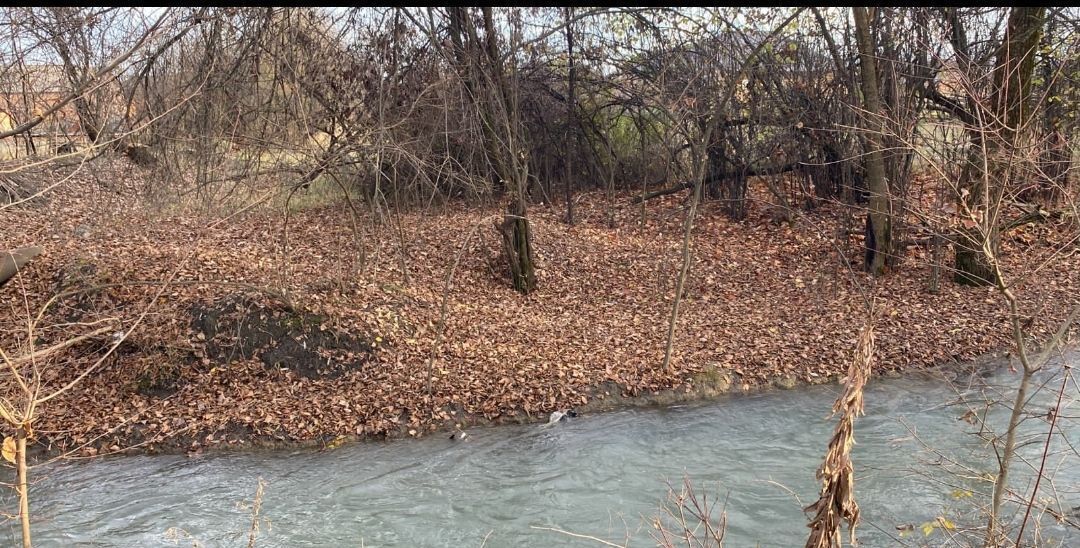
10;359;1079;547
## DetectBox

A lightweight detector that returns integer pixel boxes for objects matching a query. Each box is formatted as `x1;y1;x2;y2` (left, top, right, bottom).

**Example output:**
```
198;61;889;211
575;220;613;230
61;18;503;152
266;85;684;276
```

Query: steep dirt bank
3;160;1079;458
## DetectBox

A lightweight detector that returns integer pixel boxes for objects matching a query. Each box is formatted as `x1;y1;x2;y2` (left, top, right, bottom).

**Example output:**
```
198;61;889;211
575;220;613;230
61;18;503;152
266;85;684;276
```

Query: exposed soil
191;295;374;380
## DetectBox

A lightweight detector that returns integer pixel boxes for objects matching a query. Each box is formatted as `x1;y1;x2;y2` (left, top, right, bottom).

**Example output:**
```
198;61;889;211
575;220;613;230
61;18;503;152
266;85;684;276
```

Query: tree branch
0;9;173;140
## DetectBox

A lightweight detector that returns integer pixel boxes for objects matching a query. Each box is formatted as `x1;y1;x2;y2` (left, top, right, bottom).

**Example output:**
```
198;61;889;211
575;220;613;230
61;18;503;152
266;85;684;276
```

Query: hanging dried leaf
805;320;874;548
2;437;16;464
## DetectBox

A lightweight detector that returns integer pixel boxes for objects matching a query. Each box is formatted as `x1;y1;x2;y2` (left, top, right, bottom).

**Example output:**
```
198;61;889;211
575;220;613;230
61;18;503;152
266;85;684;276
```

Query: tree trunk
563;6;576;225
953;7;1044;286
852;7;892;276
986;367;1032;544
51;28;102;144
954;229;998;286
662;177;702;372
499;200;537;294
482;7;536;294
17;427;31;548
1;246;43;287
444;7;538;294
928;232;943;293
71;96;100;144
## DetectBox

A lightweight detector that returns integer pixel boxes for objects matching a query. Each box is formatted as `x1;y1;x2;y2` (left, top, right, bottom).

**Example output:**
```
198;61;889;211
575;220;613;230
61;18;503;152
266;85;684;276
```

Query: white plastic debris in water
544;410;578;425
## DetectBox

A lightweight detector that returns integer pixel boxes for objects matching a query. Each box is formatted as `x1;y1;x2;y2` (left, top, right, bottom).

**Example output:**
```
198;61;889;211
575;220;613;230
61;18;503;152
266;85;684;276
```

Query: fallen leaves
2;160;1079;456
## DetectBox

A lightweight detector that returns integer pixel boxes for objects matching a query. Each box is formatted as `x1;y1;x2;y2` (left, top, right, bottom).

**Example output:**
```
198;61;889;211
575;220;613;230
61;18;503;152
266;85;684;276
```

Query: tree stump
953;229;998;286
497;204;537;294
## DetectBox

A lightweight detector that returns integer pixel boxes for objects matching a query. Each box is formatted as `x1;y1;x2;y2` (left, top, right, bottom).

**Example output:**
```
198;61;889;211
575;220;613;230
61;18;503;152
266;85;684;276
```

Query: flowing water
9;359;1080;547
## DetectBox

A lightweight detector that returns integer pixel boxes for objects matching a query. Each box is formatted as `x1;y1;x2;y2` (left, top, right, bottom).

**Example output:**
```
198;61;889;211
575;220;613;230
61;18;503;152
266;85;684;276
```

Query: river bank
26;343;1020;460
4;159;1079;459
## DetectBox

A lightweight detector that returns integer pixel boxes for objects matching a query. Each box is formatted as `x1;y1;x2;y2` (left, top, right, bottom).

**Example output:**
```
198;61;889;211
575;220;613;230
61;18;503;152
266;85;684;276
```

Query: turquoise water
10;359;1079;547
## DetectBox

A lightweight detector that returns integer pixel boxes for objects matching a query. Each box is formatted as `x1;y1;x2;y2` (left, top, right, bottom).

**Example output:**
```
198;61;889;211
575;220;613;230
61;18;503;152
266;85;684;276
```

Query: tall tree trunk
852;7;892;275
48;14;102;145
954;7;1045;286
563;6;575;225
444;7;537;293
472;6;537;294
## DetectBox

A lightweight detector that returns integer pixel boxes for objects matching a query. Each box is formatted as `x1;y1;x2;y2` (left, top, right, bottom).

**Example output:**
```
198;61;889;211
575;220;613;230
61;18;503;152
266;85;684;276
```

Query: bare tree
852;7;893;275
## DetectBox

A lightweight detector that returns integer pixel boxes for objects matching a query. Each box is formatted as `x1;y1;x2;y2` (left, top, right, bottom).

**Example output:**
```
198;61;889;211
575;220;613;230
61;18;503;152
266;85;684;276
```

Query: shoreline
31;344;1021;462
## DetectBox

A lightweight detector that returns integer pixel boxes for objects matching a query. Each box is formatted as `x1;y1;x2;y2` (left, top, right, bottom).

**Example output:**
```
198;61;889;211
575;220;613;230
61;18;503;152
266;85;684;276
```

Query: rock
773;376;798;390
692;365;733;396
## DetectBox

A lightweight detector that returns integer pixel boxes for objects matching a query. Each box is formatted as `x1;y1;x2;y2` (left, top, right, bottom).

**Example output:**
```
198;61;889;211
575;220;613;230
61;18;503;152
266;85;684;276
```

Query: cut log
1;246;42;287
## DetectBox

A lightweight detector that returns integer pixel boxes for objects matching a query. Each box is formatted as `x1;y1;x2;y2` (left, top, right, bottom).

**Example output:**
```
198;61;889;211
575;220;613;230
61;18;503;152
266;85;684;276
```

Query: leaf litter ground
2;159;1078;456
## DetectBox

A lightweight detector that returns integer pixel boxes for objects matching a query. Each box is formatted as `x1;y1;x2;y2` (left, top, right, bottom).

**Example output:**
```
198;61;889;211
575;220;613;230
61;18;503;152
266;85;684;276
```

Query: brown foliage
805;321;874;547
2;161;1079;456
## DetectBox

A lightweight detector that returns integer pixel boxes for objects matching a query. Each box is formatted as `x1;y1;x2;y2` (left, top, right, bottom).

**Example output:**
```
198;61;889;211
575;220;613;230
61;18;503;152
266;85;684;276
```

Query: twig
247;477;267;548
425;214;503;395
1014;364;1071;545
3;326;114;368
529;525;626;547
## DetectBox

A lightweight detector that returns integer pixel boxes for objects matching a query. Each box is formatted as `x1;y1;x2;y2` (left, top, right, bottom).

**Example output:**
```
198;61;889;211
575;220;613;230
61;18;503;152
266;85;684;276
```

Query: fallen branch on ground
630;162;803;204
